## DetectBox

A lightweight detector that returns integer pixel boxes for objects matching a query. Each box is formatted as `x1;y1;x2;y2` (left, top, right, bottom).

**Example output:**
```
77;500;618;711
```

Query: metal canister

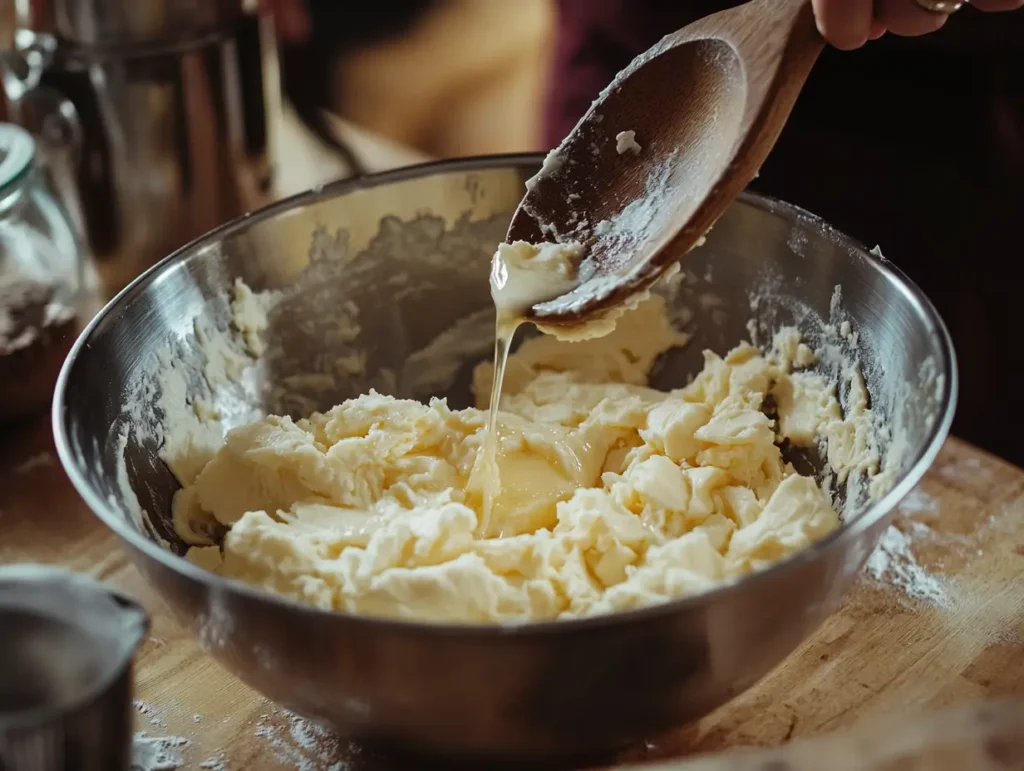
0;565;149;771
0;0;279;297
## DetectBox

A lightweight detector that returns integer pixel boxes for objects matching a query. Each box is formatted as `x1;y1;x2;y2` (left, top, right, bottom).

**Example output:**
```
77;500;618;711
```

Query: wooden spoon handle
657;0;824;257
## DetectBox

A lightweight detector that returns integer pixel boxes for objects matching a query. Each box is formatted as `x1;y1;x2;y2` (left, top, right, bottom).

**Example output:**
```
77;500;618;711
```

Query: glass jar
0;122;86;423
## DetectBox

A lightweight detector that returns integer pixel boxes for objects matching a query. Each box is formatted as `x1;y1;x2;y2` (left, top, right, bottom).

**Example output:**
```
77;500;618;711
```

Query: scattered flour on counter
254;711;354;771
134;699;166;727
863;522;953;610
199;752;229;770
132;732;189;771
902;518;978;560
896;487;940;516
937;454;991;485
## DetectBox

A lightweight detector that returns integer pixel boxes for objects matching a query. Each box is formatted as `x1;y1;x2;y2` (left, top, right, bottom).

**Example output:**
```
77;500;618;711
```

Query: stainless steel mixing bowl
52;154;957;763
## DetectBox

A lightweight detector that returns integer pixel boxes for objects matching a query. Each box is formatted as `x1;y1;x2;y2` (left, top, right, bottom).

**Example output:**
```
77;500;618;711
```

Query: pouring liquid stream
478;241;583;538
479;317;519;538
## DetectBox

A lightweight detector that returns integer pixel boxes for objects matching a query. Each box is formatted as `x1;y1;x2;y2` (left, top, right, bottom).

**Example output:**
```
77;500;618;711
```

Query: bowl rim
52;151;959;638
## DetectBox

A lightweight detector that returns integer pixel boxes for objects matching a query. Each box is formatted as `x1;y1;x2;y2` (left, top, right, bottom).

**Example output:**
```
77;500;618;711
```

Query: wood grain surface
637;699;1024;770
1;414;1021;770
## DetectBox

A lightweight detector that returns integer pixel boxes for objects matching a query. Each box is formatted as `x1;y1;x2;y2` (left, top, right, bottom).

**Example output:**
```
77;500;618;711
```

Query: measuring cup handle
108;590;152;650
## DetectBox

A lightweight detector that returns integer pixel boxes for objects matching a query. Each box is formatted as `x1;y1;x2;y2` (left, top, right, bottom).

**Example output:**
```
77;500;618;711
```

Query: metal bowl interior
53;154;956;762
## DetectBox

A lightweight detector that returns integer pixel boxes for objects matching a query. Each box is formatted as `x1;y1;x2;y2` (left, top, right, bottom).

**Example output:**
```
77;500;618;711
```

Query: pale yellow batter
172;291;872;624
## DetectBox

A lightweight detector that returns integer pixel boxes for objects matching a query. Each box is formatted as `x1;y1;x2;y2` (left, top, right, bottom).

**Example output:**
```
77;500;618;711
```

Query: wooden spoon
508;0;823;329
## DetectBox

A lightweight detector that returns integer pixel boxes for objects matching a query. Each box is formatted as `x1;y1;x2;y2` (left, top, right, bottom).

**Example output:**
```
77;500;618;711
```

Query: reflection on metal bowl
53;154;956;763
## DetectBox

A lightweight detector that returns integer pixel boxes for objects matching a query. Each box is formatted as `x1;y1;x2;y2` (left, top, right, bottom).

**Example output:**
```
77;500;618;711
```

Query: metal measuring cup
0;564;149;770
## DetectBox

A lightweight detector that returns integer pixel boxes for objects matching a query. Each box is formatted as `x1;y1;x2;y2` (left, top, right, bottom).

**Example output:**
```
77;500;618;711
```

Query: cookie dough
490;240;581;322
171;295;868;624
616;130;642;155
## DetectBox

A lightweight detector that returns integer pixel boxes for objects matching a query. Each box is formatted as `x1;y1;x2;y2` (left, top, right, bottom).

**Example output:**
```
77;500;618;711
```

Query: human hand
811;0;1024;50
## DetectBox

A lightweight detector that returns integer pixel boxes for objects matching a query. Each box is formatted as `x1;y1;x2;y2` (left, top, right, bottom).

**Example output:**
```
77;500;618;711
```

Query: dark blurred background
282;0;1024;466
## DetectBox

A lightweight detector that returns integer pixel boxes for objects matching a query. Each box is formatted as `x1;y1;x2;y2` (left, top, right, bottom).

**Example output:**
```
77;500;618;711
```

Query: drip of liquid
479;241;582;537
479;318;519;538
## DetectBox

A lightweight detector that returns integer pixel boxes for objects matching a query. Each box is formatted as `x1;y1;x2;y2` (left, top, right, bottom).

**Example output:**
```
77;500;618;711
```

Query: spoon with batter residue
507;0;823;331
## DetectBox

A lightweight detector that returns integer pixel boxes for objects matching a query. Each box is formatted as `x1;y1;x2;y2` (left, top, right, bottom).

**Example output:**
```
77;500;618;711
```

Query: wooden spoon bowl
509;0;824;329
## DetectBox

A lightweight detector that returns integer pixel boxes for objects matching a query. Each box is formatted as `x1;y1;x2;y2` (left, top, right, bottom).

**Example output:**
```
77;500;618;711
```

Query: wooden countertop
1;415;1021;769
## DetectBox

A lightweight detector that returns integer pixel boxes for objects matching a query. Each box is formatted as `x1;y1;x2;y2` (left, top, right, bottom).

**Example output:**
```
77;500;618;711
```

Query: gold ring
914;0;965;12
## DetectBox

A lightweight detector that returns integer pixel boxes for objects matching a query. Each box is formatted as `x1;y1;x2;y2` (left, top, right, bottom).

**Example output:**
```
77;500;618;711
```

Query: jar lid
0;124;35;200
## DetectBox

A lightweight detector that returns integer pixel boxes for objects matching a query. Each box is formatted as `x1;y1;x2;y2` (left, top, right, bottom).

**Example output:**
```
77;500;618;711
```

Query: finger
970;0;1024;10
874;0;949;37
869;20;887;38
812;0;876;49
